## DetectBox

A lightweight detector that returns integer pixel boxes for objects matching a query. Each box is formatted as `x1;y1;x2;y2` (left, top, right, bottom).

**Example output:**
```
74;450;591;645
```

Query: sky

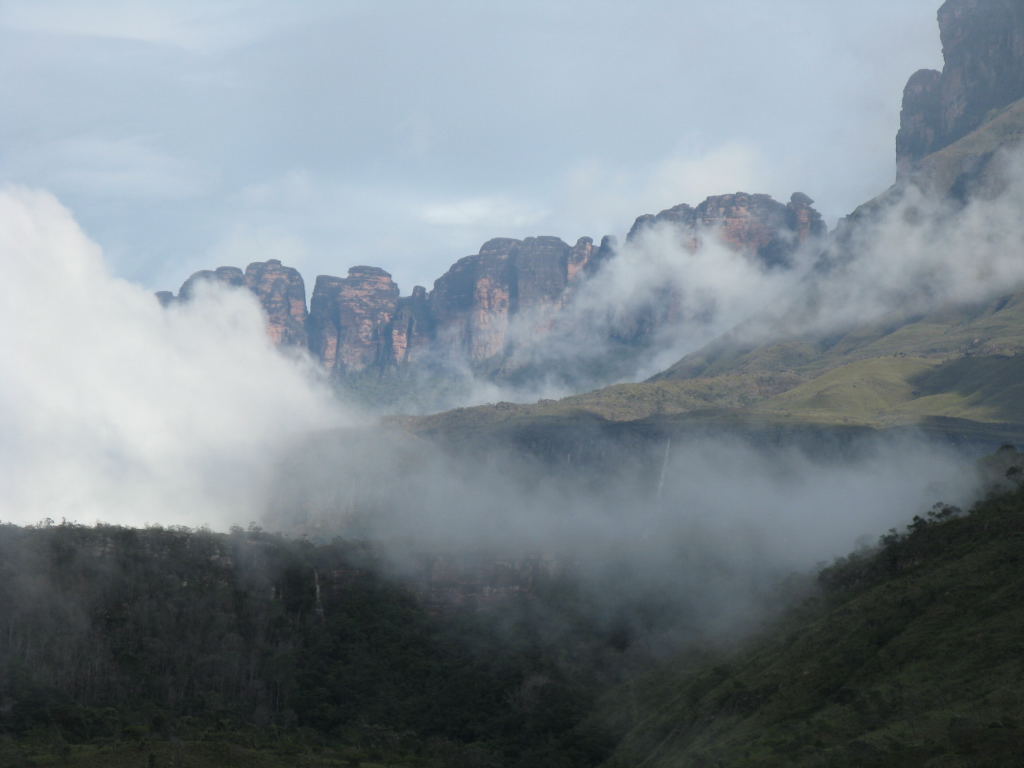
0;0;943;295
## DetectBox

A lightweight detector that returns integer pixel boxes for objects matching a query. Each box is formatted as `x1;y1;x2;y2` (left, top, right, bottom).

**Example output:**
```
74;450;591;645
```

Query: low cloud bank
266;425;980;637
0;186;352;528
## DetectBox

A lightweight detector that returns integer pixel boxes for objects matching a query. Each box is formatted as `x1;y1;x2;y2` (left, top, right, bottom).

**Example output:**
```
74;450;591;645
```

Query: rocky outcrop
178;266;245;300
159;189;817;391
164;261;308;347
627;192;825;267
243;260;308;347
430;235;606;363
387;285;434;366
308;267;400;374
897;0;1024;174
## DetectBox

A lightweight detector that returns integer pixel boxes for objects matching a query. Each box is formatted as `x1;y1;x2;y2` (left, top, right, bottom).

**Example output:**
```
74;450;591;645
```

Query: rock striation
308;267;401;375
430;235;607;363
897;0;1024;174
243;260;308;347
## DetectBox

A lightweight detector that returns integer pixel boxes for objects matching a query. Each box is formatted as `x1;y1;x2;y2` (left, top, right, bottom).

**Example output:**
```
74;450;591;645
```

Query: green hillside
599;471;1024;767
409;291;1024;442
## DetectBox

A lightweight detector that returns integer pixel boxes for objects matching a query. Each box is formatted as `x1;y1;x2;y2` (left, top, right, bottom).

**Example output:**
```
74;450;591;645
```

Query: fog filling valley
0;167;1019;638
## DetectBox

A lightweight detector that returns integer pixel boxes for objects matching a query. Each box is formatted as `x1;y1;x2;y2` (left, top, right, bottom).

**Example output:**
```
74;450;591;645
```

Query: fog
0;178;1005;655
0;186;353;528
266;423;980;639
481;148;1024;396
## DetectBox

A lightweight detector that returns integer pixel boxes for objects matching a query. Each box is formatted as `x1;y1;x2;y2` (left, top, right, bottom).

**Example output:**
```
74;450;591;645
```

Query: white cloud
0;186;352;527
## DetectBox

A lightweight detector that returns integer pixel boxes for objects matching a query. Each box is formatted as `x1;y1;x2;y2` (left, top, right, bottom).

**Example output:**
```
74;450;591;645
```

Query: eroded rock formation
897;0;1024;174
243;260;308;347
430;235;607;363
308;267;400;374
164;261;308;346
159;193;818;387
627;192;825;267
178;266;245;300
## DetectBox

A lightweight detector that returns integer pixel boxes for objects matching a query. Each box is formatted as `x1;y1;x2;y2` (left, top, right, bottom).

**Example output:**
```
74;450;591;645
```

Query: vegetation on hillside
3;448;1023;767
0;524;620;767
599;449;1024;767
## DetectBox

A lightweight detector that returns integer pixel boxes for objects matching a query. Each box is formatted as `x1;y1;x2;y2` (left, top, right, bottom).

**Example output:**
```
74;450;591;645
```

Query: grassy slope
913;97;1024;197
753;355;1024;427
409;295;1024;438
599;484;1024;768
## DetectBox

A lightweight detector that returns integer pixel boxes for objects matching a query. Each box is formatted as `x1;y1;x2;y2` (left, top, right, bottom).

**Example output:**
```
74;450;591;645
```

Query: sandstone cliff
627;192;825;267
243;260;308;347
430;235;607;364
897;0;1024;174
178;266;245;300
159;194;819;390
308;267;400;375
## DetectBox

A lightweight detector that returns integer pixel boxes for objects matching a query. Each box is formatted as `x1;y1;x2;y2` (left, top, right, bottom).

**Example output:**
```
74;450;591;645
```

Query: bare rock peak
627;191;824;268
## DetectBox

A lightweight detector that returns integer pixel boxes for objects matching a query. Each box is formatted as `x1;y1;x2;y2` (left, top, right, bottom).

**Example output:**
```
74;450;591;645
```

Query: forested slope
600;453;1024;767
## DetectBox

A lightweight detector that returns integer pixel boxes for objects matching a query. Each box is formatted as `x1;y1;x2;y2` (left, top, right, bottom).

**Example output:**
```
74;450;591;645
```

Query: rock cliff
243;260;308;347
159;191;819;391
178;266;245;300
308;267;401;375
897;0;1024;174
627;192;825;267
163;261;308;347
429;235;607;364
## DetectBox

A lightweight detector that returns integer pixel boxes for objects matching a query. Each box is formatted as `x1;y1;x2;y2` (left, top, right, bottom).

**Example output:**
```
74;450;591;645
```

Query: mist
0;186;353;528
265;421;980;639
475;148;1024;398
0;180;1001;641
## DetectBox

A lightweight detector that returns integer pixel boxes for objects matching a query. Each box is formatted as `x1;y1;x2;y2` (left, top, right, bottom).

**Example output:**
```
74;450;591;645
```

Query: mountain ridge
159;191;824;400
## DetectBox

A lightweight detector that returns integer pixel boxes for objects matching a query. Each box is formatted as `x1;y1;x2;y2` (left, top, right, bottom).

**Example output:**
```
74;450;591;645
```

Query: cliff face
178;266;245;300
627;192;825;267
429;235;606;363
897;0;1024;174
308;267;401;374
243;260;309;347
166;262;308;346
160;192;818;388
388;285;434;366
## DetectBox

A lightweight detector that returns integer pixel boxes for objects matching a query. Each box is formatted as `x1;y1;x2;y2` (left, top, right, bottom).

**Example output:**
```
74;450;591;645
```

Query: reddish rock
308;267;400;374
627;192;824;267
387;285;434;366
429;235;608;363
160;192;818;387
244;260;309;347
785;192;827;245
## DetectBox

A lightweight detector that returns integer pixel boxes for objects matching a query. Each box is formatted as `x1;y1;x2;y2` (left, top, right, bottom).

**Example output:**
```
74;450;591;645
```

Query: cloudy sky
0;1;942;295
